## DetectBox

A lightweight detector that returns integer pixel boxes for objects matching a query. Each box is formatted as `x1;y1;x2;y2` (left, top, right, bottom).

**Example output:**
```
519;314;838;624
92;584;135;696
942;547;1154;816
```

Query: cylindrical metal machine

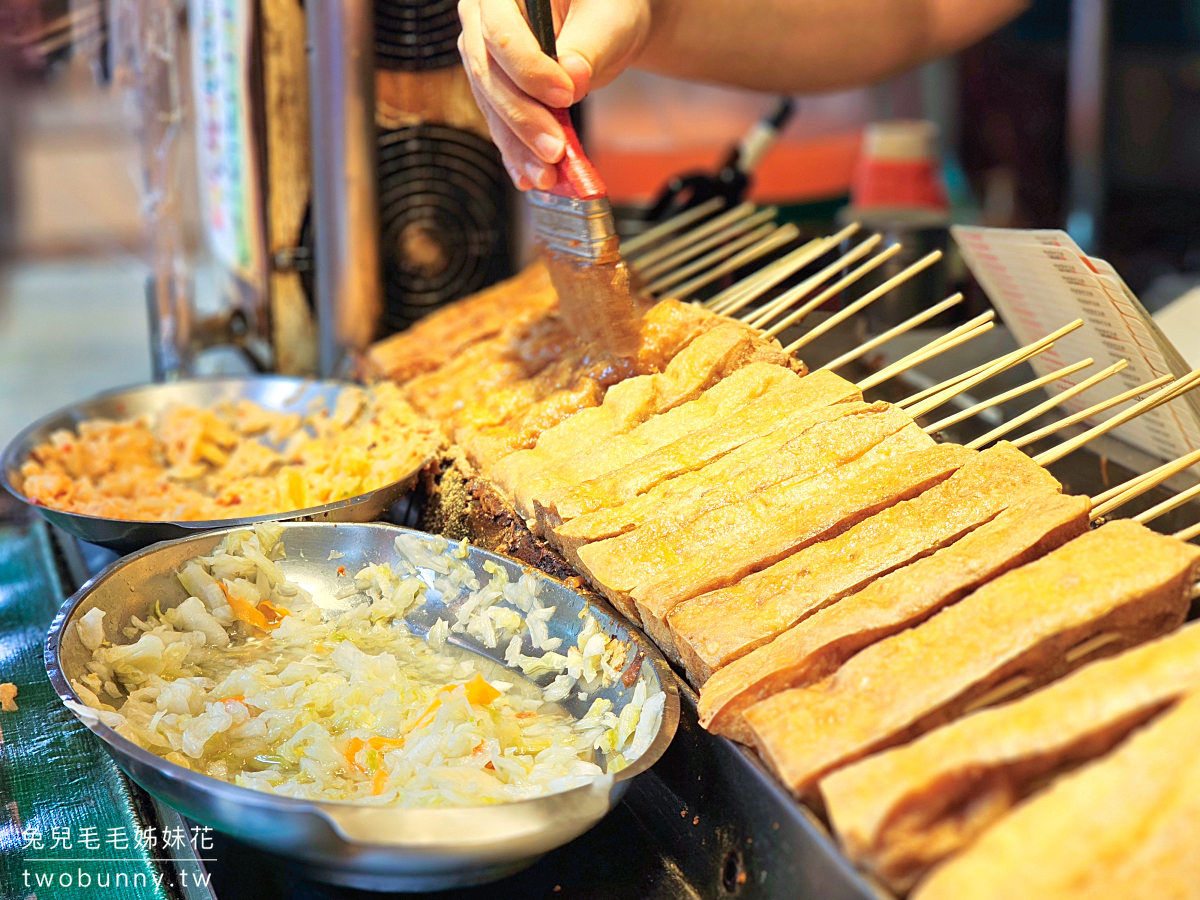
302;0;517;375
131;0;517;378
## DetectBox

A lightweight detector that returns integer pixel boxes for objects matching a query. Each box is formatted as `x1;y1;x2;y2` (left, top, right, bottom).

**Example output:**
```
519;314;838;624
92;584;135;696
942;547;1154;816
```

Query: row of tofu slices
478;322;1199;900
370;249;1200;899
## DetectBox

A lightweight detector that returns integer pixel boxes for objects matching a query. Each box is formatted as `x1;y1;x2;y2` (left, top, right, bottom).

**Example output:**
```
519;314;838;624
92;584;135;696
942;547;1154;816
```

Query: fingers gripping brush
523;0;643;357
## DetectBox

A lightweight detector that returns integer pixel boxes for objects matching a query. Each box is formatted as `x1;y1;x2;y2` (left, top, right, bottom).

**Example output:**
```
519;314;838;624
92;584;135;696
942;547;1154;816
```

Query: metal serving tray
44;523;680;892
2;377;427;554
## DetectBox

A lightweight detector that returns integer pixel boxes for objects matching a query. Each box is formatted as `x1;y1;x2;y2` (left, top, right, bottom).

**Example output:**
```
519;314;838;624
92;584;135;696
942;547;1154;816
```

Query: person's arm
641;0;1028;91
458;0;1029;190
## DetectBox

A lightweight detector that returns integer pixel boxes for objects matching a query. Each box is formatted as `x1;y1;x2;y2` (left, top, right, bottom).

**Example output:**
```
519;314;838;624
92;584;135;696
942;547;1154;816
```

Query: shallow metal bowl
45;523;681;891
2;377;427;554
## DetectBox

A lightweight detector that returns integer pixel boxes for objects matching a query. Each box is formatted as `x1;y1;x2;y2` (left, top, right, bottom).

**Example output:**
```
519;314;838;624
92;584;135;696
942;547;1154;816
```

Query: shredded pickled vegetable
20;384;438;521
72;526;664;807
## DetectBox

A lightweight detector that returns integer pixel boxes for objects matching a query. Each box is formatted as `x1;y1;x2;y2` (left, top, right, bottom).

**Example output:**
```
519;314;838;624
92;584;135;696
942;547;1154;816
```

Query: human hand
458;0;651;190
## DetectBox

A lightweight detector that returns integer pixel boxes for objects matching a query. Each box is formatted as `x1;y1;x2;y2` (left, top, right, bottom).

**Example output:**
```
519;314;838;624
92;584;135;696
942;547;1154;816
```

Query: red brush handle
548;107;608;201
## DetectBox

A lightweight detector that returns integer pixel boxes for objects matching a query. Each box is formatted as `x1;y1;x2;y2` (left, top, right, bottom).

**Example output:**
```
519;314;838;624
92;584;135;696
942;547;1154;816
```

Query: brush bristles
528;191;621;263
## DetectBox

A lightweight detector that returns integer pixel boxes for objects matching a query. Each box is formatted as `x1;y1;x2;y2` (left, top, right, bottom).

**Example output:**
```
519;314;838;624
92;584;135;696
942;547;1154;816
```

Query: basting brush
523;0;643;357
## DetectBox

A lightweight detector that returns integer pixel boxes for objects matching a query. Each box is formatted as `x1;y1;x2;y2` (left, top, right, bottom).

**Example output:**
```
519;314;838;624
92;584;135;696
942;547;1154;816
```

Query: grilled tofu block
542;365;855;529
440;299;756;468
747;520;1200;795
622;435;973;649
459;376;609;471
528;362;804;521
366;262;557;385
630;297;744;375
405;314;575;422
575;424;938;622
550;401;912;564
451;349;617;435
697;491;1090;743
913;689;1200;900
551;391;890;525
524;363;843;534
491;323;806;520
675;442;1062;691
824;620;1200;894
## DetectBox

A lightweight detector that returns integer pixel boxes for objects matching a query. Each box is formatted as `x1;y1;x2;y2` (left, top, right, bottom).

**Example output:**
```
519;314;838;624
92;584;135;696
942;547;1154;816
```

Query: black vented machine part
374;0;462;71
376;124;512;331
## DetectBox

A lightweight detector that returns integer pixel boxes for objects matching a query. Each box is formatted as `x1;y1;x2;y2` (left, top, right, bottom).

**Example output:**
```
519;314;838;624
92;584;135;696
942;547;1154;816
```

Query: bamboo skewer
738;234;886;325
1034;369;1200;467
1135;482;1200;525
1090;447;1200;519
752;239;891;330
621;197;725;258
1174;521;1200;543
856;319;995;391
747;238;888;330
904;348;1033;419
875;312;998;403
895;330;1004;409
644;224;778;296
637;224;1195;523
639;208;778;282
22;4;101;48
1092;476;1154;508
631;202;758;272
904;319;1085;420
769;243;903;340
820;293;966;373
923;358;1096;434
735;240;891;330
1091;446;1200;507
902;319;1089;410
714;240;824;310
783;249;943;349
856;313;993;392
706;222;861;313
703;237;823;312
859;314;998;398
671;225;801;301
966;360;1129;450
1010;374;1176;449
899;319;1082;413
1152;369;1200;407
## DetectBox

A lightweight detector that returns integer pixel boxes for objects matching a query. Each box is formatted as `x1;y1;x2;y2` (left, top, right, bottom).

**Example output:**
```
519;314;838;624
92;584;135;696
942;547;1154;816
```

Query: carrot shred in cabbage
367;736;405;751
464;673;501;706
258;600;290;626
343;737;366;773
371;768;389;795
217;582;269;630
410;698;441;731
216;582;290;631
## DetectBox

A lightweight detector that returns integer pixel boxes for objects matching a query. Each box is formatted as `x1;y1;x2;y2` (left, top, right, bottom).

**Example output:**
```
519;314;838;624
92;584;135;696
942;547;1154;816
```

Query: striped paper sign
953;225;1200;462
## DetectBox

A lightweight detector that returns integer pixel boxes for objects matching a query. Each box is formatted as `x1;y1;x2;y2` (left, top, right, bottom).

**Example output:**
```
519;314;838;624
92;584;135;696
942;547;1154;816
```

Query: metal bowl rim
1;376;431;532
43;521;681;832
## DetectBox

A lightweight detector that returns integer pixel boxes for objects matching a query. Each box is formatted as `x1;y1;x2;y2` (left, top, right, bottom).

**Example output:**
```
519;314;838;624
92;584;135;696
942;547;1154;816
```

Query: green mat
0;521;209;899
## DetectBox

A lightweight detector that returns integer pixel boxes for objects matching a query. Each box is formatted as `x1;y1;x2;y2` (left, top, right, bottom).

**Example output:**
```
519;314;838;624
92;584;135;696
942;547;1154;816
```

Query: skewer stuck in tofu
675;441;1063;696
822;619;1200;893
697;490;1092;743
745;520;1200;796
627;438;975;654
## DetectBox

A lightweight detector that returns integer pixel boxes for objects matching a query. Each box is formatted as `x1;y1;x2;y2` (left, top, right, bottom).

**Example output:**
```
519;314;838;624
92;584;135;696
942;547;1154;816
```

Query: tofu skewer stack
364;203;1200;899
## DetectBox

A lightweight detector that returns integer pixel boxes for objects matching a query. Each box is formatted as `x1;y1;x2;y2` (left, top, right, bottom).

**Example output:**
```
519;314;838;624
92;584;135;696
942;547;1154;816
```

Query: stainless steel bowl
2;378;427;554
45;523;681;891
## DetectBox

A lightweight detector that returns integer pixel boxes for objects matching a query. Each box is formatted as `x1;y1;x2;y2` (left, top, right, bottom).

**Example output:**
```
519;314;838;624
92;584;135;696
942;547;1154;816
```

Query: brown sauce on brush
541;249;649;362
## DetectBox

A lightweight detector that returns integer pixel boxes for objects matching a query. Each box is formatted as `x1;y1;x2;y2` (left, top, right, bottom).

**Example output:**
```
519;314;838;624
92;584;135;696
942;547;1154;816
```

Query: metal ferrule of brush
528;191;622;263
